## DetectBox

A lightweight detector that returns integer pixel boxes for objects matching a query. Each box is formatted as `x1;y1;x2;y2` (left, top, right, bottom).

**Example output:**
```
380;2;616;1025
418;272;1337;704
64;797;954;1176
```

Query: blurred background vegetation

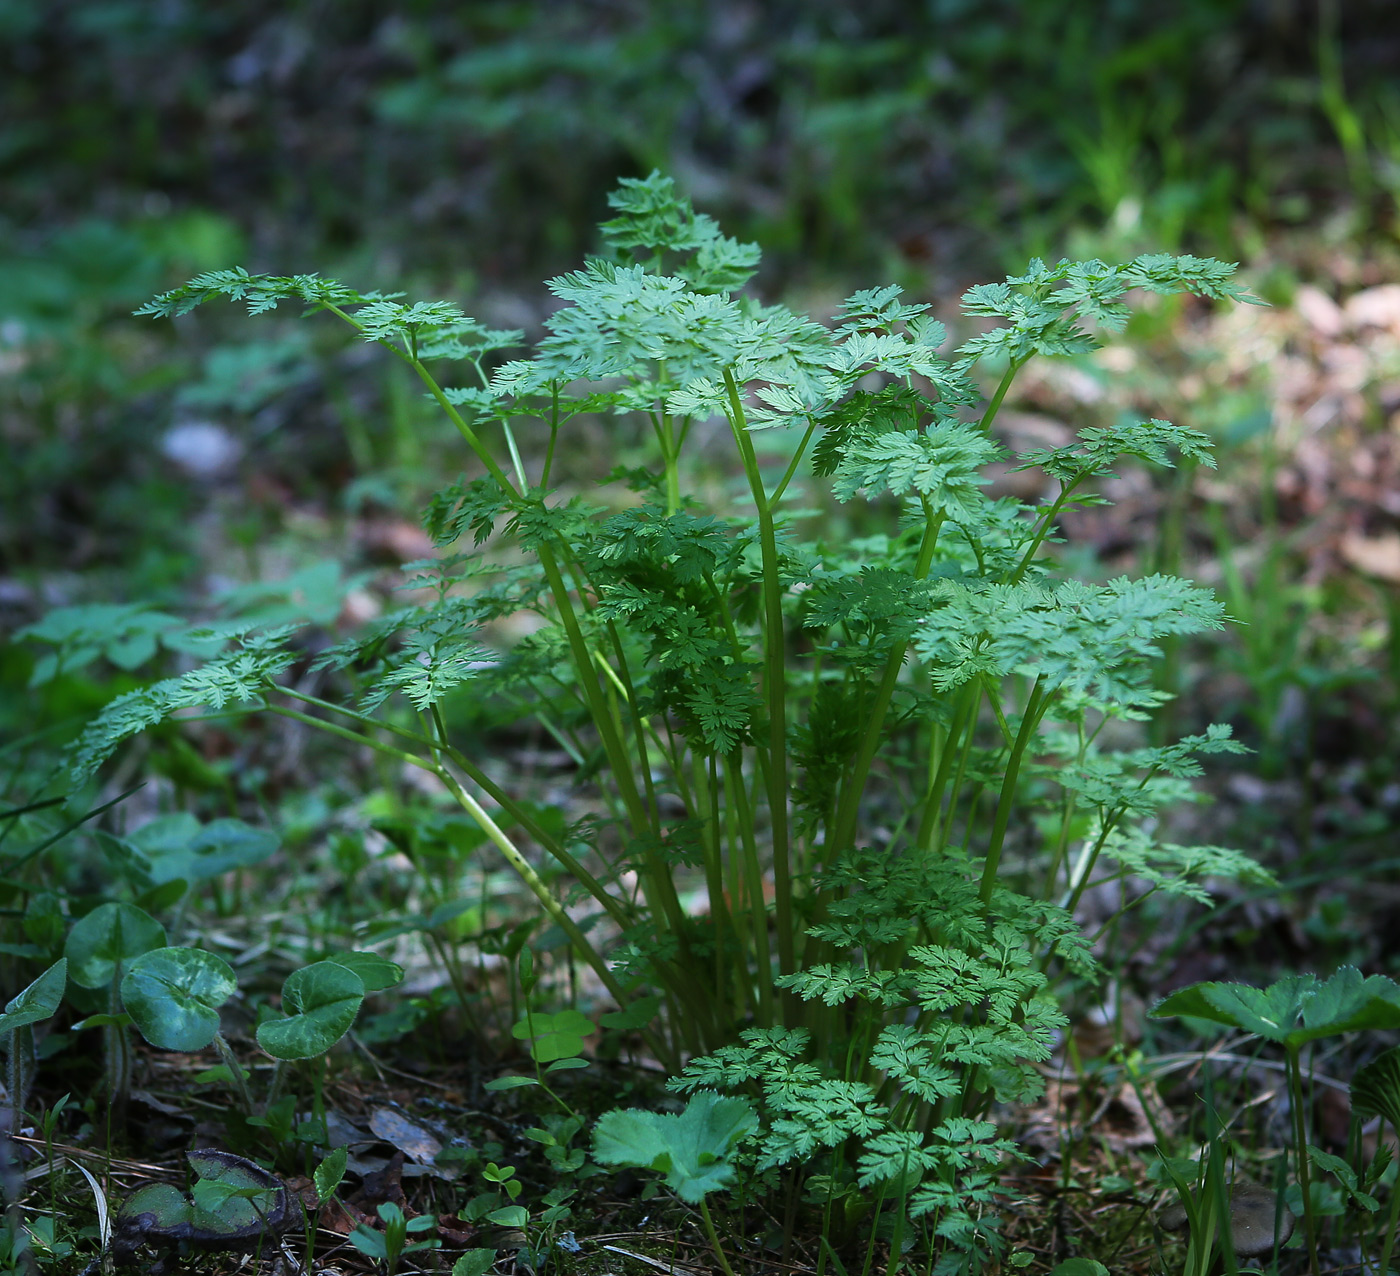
3;0;1400;973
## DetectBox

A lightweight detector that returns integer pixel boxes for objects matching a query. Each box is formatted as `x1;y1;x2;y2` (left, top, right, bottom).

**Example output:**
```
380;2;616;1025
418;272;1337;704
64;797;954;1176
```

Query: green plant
593;1091;759;1276
53;896;401;1132
113;1148;290;1267
0;960;66;1138
349;1201;439;1275
54;173;1270;1269
1348;1045;1400;1276
1152;967;1400;1276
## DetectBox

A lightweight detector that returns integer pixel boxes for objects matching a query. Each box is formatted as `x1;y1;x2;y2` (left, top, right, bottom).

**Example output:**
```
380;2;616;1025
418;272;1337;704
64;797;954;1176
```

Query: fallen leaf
1340;532;1400;581
1295;285;1345;338
1345;284;1400;334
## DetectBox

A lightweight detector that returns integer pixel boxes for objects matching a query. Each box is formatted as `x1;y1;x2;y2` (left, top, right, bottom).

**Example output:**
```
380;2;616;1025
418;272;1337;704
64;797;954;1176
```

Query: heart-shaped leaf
592;1091;758;1203
325;951;404;993
121;947;237;1051
65;903;166;989
256;961;364;1060
117;1150;288;1245
511;1009;594;1063
0;959;67;1033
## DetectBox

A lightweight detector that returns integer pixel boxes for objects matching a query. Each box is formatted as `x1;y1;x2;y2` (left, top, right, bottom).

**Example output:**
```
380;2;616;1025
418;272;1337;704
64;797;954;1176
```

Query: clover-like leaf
511;1009;595;1063
121;947;237;1051
592;1091;758;1203
0;959;67;1034
65;903;166;989
256;962;364;1060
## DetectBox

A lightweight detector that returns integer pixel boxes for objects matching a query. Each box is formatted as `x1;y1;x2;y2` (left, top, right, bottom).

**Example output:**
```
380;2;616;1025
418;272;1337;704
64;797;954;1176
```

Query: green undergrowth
10;173;1397;1276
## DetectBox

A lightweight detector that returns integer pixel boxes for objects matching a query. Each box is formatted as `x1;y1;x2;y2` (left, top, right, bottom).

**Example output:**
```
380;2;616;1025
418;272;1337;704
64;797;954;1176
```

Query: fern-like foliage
65;627;300;788
43;174;1284;1274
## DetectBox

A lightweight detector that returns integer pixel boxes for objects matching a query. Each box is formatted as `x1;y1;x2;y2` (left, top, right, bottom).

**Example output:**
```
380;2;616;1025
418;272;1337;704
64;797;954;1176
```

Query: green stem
323;302;518;498
978;676;1048;906
1377;1118;1400;1276
830;506;945;856
977;355;1028;435
915;681;978;854
725;751;774;1021
698;1198;739;1276
723;368;794;981
541;382;562;489
432;771;630;1012
1286;1045;1322;1276
1060;812;1122;915
213;1032;255;1115
1007;474;1087;585
769;420;818;505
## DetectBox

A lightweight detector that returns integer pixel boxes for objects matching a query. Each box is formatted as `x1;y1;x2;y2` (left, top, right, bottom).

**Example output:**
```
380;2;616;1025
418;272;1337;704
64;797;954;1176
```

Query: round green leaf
121;947;237;1051
256;962;364;1060
0;959;67;1034
65;903;166;989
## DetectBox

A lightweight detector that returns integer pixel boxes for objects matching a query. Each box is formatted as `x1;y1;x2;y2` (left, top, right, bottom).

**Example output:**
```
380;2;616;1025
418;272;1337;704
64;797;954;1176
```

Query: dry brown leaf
1345;284;1400;334
1295;285;1345;338
1340;532;1400;581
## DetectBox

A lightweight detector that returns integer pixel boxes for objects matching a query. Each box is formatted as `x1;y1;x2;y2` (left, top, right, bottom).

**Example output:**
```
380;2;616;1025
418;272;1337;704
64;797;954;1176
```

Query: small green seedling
0;959;66;1134
113;1149;289;1266
1153;967;1400;1276
511;1009;595;1065
1351;1045;1400;1276
120;945;251;1111
254;956;402;1114
486;950;596;1110
256;961;364;1062
65;902;166;1118
348;1201;439;1276
593;1091;758;1276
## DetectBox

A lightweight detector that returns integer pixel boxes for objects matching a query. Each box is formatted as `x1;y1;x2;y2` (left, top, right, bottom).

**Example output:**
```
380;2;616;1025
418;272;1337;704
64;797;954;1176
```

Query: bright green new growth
592;1091;759;1203
53;171;1273;1268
